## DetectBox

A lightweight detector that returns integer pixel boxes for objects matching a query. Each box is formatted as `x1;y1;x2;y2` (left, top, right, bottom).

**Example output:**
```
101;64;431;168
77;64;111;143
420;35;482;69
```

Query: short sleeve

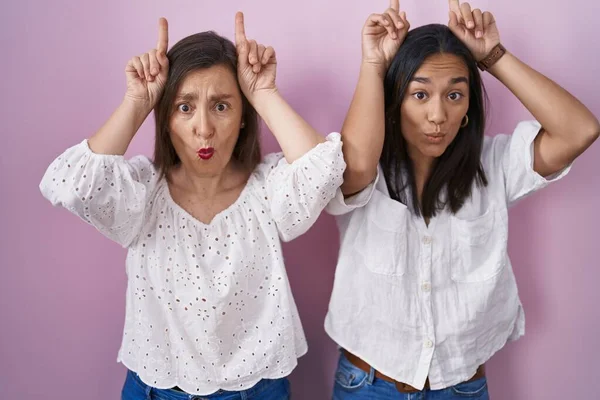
254;133;346;241
484;120;571;207
39;140;158;247
325;166;380;216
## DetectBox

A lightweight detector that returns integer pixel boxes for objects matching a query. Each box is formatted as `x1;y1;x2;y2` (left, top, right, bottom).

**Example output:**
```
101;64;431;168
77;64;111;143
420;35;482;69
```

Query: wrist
477;43;507;72
248;88;280;114
360;60;387;80
487;50;514;77
121;97;153;125
123;95;153;113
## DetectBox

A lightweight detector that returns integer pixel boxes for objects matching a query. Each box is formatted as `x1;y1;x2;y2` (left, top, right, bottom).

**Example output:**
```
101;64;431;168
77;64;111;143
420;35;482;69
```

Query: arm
252;90;325;163
88;18;170;155
39;18;171;247
340;63;387;195
234;12;347;240
234;12;325;163
88;99;152;155
448;0;599;177
488;53;599;176
340;0;410;195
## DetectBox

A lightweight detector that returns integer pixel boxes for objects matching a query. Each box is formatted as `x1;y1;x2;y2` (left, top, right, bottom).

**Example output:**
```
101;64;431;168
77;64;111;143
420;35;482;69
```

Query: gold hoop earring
461;115;469;128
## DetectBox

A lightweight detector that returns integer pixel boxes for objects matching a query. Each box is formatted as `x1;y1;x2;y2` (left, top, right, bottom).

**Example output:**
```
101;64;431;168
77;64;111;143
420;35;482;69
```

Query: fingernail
476;31;482;38
468;21;474;28
397;22;404;29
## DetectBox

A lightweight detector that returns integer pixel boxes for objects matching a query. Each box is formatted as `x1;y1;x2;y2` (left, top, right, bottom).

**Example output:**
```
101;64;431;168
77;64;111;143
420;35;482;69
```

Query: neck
174;160;245;198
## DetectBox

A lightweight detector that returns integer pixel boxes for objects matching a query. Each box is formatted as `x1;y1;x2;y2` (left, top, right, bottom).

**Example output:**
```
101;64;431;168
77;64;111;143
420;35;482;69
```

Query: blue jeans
122;370;291;400
332;352;489;400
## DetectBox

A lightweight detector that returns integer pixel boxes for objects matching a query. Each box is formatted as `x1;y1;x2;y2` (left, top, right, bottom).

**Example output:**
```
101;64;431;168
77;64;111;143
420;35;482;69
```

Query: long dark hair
153;31;261;180
382;24;488;218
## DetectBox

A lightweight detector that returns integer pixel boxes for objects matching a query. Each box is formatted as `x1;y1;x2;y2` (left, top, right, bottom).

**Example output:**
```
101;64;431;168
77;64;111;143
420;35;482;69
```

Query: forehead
414;53;469;80
177;64;239;94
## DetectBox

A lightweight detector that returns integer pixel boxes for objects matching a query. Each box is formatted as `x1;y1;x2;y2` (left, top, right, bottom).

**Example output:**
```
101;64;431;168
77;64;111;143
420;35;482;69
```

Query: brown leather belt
342;349;485;393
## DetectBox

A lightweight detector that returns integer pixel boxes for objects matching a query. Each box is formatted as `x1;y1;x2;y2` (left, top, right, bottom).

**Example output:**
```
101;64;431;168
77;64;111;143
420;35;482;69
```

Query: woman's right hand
362;0;410;74
124;18;170;109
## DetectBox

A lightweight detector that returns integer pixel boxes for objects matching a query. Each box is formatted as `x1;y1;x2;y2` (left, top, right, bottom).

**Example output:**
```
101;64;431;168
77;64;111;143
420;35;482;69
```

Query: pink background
1;0;599;399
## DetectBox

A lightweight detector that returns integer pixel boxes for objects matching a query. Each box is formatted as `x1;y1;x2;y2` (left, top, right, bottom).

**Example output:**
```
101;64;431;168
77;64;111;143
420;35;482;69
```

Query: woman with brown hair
40;12;345;399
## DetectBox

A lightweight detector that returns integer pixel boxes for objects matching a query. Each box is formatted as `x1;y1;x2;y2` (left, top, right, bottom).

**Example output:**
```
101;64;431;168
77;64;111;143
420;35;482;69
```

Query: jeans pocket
450;377;489;398
333;353;369;392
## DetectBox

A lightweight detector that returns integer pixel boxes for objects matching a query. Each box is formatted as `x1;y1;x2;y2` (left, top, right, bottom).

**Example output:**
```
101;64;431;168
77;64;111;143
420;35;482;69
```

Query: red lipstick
197;147;214;160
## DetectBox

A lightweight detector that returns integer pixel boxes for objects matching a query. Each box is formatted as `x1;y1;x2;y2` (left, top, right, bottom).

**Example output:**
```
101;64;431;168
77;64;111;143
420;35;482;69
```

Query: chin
421;146;448;158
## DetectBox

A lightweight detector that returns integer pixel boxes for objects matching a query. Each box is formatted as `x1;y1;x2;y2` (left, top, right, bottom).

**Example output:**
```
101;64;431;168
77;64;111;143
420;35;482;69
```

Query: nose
192;108;215;139
427;96;447;126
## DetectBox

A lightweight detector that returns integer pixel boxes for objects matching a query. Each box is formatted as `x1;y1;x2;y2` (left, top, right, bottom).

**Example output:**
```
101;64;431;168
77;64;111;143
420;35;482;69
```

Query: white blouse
39;133;345;395
325;121;570;390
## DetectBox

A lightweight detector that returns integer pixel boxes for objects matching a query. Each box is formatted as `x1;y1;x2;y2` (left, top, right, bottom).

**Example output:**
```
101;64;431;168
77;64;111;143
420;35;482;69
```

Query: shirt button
422;236;432;245
424;339;434;348
421;282;431;292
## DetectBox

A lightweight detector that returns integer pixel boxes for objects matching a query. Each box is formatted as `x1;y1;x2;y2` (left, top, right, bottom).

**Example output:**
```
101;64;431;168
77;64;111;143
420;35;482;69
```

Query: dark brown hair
153;31;261;180
383;24;488;218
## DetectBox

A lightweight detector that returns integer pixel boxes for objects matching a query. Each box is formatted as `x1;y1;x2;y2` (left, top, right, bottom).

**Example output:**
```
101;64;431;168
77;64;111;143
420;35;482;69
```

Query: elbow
41;186;77;208
550;117;600;155
40;173;85;209
39;175;63;206
575;118;600;151
586;119;600;146
581;111;600;142
341;165;377;197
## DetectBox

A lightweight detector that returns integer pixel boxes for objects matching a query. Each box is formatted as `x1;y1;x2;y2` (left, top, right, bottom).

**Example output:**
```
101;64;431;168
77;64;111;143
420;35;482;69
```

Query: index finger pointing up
390;0;399;12
157;17;169;54
448;0;461;14
235;12;247;47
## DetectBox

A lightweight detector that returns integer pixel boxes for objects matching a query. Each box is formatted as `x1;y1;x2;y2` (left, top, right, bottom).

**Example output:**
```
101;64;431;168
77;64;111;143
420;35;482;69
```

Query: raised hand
124;18;170;108
448;0;500;61
362;0;410;73
234;12;277;101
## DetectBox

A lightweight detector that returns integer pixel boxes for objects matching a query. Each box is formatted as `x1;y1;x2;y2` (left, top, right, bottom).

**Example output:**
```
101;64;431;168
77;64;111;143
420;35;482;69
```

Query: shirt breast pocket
450;205;508;283
353;191;409;277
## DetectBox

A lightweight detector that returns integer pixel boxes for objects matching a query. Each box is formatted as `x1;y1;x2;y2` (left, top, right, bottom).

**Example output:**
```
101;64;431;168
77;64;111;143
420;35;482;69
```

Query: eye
177;104;191;113
413;92;427;100
215;103;229;112
448;92;463;101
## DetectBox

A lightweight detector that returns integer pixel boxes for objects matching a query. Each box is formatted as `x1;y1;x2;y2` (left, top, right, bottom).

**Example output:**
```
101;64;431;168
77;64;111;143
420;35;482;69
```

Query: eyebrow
174;92;236;102
411;77;469;85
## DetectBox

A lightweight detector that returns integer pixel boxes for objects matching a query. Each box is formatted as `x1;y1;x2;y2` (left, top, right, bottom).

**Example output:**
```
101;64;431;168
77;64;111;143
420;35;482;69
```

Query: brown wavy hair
153;31;261;180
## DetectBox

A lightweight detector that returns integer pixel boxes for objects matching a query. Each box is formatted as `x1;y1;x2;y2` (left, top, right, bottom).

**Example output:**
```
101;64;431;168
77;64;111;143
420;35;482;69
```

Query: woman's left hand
447;0;501;61
235;12;277;101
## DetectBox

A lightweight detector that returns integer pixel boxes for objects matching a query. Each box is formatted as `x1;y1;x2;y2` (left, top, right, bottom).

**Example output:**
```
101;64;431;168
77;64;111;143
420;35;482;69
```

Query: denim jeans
122;370;291;400
332;351;489;400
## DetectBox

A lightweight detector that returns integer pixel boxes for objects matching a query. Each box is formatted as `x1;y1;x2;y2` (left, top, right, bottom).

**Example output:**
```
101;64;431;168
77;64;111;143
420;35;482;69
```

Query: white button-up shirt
325;121;570;390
